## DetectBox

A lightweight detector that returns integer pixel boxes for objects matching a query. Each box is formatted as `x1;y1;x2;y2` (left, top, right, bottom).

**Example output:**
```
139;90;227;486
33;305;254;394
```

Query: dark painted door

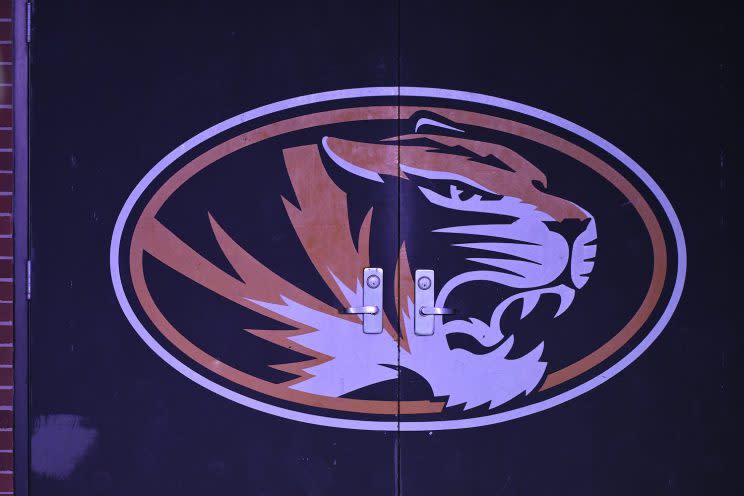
397;3;739;495
30;2;401;494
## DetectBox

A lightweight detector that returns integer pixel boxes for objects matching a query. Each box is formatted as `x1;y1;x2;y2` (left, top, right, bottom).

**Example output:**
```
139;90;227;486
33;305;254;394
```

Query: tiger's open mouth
439;283;577;357
441;286;574;358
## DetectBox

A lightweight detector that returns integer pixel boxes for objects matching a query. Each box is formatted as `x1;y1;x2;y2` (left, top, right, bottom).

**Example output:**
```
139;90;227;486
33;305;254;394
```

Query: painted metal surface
395;4;740;495
26;1;741;494
29;2;400;495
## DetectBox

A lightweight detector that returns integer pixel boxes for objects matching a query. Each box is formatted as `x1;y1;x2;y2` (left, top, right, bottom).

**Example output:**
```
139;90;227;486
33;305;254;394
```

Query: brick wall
0;0;12;494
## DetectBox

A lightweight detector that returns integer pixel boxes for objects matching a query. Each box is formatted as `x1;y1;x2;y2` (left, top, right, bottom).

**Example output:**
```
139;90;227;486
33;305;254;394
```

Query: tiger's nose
544;217;597;289
543;218;591;246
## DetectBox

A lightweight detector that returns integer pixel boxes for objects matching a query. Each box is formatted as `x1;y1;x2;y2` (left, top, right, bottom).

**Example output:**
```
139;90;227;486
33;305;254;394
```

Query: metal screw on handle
340;305;379;315
419;306;456;316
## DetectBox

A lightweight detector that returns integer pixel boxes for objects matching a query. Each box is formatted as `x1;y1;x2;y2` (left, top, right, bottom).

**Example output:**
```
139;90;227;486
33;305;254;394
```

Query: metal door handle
338;268;383;334
414;269;456;336
419;306;455;316
340;305;379;315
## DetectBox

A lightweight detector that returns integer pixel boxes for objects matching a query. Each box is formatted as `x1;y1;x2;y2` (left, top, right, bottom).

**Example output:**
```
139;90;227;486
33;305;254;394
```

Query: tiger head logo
211;112;598;411
117;89;681;429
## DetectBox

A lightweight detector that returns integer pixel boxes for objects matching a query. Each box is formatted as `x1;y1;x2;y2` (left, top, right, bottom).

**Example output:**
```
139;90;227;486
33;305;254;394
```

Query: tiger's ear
321;136;398;183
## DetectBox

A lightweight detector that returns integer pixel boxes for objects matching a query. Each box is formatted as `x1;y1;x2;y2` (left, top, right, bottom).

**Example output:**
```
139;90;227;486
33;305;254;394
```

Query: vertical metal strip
395;0;402;492
13;0;30;494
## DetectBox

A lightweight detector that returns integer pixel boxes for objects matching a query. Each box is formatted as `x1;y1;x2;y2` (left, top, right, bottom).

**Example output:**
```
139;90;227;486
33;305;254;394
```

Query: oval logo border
110;87;687;431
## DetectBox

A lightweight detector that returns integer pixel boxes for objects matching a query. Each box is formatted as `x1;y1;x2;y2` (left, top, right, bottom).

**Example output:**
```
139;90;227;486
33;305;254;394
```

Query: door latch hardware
340;267;383;334
419;306;455;316
414;269;455;335
340;306;378;315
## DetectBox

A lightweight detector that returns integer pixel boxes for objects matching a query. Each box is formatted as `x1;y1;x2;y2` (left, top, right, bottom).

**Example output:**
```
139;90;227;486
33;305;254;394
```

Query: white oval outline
110;87;686;431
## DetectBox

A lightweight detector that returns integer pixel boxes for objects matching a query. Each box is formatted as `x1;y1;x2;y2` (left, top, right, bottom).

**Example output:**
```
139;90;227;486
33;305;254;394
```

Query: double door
28;1;733;494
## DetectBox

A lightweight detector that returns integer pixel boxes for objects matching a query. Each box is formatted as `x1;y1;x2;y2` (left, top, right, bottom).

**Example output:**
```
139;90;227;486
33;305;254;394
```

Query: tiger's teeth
554;288;575;317
520;293;541;319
